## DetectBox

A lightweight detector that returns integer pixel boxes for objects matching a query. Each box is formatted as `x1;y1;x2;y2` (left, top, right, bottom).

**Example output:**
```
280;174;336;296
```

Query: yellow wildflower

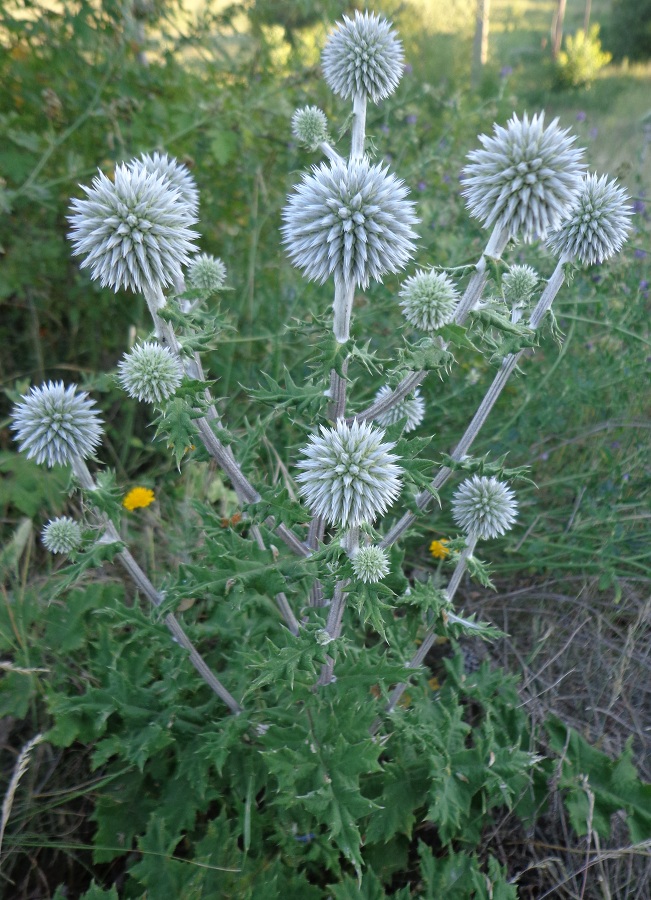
429;538;450;560
123;486;155;511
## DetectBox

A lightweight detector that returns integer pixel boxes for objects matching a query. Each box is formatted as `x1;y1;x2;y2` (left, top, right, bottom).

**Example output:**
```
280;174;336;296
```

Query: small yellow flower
123;486;155;511
429;538;450;560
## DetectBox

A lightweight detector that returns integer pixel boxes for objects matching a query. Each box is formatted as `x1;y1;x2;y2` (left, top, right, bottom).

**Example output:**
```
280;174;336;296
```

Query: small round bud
351;545;390;583
42;516;82;555
451;475;518;540
292;106;329;149
399;269;459;331
501;265;539;305
118;341;183;404
374;386;425;433
188;253;227;295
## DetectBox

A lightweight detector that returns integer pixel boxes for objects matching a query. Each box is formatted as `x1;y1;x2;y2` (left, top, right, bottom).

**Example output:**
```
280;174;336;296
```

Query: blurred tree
471;0;490;88
551;0;567;59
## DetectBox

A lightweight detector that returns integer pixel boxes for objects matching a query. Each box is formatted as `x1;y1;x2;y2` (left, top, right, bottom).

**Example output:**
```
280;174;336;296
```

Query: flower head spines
451;475;518;540
135;152;200;218
546;173;633;265
42;516;82;555
322;10;404;103
374;385;425;433
282;156;418;289
462;112;586;242
399;269;459;331
188;253;227;295
292;106;329;149
68;162;199;293
501;264;539;305
296;418;403;528
118;341;183;404
352;545;390;583
11;381;104;467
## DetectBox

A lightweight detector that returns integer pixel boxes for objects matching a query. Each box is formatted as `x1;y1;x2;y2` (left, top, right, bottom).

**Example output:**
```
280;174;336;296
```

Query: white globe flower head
42;516;82;555
546;173;633;265
118;341;183;404
352;545;390;583
292;106;329;149
399;269;459;331
188;253;227;295
462;112;586;242
451;475;518;541
68;162;199;294
134;151;200;218
501;264;539;305
282;156;418;289
322;10;404;104
296;418;403;529
374;385;425;433
11;381;104;467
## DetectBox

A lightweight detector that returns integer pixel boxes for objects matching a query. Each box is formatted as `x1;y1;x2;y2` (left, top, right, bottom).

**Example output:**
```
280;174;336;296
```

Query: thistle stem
351;92;367;159
332;277;355;345
316;579;350;686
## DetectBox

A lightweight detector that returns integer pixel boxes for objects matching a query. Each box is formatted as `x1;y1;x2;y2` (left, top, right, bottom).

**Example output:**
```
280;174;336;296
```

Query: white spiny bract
501;264;539;305
352;545;390;583
399;269;459;331
11;381;103;467
134;152;200;218
282;157;418;289
321;10;403;104
42;516;82;555
292;106;329;149
296;419;403;528
462;112;586;242
68;162;199;293
118;341;183;404
374;385;425;433
546;173;633;265
188;253;227;295
451;475;518;540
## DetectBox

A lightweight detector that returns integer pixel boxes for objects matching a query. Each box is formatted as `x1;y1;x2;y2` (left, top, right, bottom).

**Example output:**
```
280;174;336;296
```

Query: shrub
555;24;612;88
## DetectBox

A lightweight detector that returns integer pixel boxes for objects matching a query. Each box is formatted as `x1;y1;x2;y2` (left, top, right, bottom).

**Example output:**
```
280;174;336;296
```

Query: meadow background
0;0;650;897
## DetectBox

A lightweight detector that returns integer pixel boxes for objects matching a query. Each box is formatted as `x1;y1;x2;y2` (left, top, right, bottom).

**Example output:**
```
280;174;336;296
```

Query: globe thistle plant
373;385;425;433
501;265;539;305
11;382;104;467
188;253;227;295
399;269;459;331
451;475;518;541
546;173;633;265
292;106;329;150
296;419;403;528
282;156;418;290
351;545;390;583
68;162;199;293
42;516;82;555
135;152;200;219
118;341;183;404
321;10;404;104
462;112;586;242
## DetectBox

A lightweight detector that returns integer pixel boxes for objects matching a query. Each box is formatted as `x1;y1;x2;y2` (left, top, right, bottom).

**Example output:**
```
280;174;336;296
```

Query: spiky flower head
118;341;183;404
11;382;104;467
399;269;459;331
501;264;539;305
462;112;586;242
68;162;199;293
296;419;403;528
134;152;200;218
42;516;82;555
351;545;390;583
321;10;404;104
188;253;227;295
546;173;633;265
292;106;329;149
451;475;518;540
373;385;425;433
282;156;418;289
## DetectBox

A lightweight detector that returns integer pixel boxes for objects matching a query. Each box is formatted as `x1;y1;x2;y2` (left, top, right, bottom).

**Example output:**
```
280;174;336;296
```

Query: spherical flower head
462;112;586;242
282;156;418;289
322;10;404;103
352;545;390;583
374;385;425;433
546;173;633;265
188;253;227;295
11;381;104;467
42;516;82;555
399;269;459;331
501;264;539;305
68;162;199;293
118;341;183;404
123;486;155;511
134;152;200;218
296;418;403;528
451;475;518;540
292;106;329;149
